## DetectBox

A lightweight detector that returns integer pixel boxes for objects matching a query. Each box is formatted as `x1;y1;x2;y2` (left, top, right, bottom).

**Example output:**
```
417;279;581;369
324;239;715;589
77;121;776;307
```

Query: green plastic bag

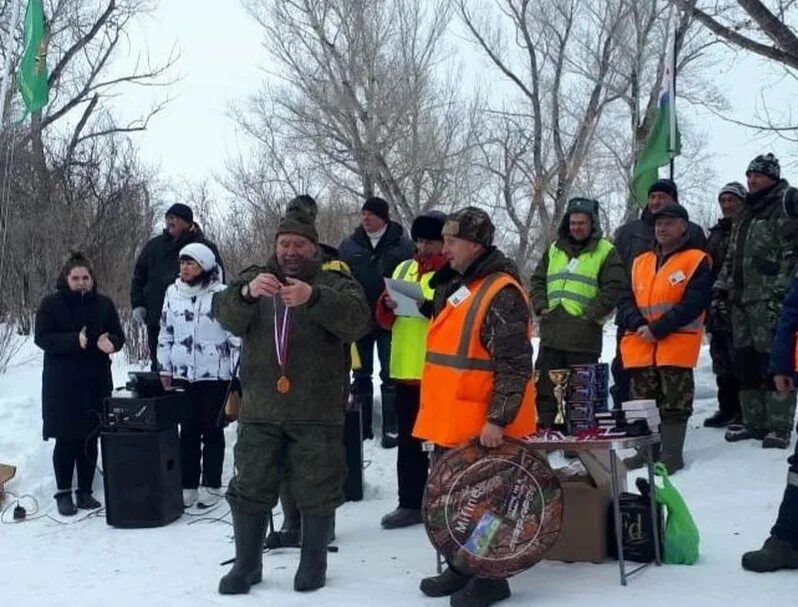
653;463;700;565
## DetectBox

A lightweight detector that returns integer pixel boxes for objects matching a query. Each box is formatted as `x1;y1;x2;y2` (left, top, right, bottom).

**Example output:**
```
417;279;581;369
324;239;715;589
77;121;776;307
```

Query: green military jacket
212;256;370;425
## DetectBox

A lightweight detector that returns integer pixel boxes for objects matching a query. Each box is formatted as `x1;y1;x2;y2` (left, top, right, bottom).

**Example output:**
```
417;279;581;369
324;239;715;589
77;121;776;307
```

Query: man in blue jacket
741;277;798;571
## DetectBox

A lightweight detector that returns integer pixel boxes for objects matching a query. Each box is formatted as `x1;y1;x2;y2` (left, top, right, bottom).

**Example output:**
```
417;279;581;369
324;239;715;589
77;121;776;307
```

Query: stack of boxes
594;399;660;434
564;363;610;435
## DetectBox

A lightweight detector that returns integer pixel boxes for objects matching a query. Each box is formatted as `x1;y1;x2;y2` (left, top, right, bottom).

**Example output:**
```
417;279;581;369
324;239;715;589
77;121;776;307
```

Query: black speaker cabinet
101;427;183;528
343;408;363;501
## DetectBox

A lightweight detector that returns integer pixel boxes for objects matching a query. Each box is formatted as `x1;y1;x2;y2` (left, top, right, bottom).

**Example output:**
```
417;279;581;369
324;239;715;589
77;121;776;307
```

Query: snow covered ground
1;334;795;606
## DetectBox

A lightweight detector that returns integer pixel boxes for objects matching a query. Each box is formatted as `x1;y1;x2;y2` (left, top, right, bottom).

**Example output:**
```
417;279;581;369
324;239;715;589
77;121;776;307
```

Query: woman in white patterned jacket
157;242;240;509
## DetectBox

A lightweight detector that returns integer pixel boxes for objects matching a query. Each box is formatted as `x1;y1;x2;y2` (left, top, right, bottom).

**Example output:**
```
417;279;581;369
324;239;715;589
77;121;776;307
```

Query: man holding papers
375;210;447;529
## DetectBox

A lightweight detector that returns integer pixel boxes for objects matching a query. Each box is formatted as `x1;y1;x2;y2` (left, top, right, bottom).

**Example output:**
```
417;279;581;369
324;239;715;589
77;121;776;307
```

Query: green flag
630;43;680;207
17;0;49;115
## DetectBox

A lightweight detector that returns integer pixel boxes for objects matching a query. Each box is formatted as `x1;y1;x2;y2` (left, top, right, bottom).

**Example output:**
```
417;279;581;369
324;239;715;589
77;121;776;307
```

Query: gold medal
277;375;291;394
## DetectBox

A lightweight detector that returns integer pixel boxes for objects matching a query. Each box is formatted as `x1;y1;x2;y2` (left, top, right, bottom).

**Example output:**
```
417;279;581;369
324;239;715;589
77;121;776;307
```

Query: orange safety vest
620;249;707;369
413;272;536;447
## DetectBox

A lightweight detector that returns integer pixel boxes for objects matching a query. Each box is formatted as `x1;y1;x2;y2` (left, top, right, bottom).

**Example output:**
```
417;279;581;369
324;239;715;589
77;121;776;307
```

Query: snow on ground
1;333;795;606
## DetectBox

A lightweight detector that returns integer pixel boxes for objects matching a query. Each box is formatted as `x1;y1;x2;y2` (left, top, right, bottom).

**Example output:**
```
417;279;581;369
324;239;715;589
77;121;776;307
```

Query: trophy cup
547;369;571;428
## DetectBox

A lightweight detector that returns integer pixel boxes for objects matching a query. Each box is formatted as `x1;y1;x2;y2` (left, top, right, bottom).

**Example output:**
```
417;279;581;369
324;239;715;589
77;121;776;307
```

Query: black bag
608;478;663;563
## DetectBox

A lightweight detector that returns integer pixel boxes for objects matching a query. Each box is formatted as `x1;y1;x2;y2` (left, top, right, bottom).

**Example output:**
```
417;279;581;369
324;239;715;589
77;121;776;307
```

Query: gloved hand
132;306;147;325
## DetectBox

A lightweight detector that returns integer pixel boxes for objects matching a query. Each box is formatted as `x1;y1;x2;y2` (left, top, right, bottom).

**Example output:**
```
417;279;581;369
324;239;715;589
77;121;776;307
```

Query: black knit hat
165;203;193;224
361;197;390;223
648;179;678;202
276;209;319;244
746;153;780;180
718;181;747;201
286;195;318;221
652;201;689;222
411;210;446;242
442;206;495;247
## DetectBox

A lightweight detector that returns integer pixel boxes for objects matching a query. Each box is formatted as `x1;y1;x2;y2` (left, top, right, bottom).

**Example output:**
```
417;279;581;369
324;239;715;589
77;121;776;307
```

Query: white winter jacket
157;279;240;382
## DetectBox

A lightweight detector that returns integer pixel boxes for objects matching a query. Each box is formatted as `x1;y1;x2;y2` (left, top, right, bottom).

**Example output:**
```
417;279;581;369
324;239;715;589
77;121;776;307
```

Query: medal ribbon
273;301;291;377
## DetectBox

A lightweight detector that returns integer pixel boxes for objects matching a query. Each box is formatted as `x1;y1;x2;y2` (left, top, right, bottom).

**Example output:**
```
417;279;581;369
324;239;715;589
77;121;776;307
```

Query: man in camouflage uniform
213;209;370;594
617;203;712;473
717;154;798;448
415;207;534;607
704;182;746;427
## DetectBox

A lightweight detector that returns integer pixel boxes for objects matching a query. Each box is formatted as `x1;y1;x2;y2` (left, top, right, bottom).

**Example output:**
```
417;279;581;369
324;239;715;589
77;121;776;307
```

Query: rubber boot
355;391;374;441
763;390;796;448
294;513;333;592
742;536;798;572
264;486;301;549
380;385;398;449
450;577;511;607
419;566;471;597
659;421;687;474
219;506;267;595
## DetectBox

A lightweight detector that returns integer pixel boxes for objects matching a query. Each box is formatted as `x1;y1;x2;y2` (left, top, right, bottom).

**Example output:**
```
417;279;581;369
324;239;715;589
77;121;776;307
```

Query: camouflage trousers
629;366;694;423
738;390;797;436
226;421;346;517
732;301;779;353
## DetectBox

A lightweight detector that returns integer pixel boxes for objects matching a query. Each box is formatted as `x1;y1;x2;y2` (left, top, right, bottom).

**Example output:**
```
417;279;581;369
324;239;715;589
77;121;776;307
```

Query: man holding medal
212;209;370;595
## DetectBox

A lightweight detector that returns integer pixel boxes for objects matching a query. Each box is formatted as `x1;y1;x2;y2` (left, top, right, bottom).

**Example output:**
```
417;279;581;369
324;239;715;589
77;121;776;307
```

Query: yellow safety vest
322;257;362;370
389;259;434;380
546;238;614;316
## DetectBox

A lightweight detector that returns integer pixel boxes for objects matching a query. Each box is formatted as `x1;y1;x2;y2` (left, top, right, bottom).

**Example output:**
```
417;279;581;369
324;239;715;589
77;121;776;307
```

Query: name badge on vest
566;258;579;272
668;270;686;286
447;285;472;307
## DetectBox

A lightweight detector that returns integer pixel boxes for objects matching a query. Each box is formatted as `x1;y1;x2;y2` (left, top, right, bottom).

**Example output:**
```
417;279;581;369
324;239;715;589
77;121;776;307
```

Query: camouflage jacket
716;179;798;307
706;217;733;332
211;255;370;425
426;248;533;427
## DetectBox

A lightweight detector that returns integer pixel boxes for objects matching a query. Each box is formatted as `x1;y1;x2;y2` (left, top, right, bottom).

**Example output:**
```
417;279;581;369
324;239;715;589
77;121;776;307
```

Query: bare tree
238;0;478;225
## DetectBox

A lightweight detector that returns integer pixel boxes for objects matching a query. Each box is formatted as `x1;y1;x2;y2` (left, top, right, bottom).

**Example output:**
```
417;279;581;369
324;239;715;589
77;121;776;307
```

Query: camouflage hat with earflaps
746;153;780;180
566;197;600;217
442;206;495;247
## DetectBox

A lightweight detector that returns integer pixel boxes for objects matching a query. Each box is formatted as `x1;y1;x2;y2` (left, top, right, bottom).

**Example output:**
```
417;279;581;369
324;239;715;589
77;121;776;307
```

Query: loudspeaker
101;427;183;528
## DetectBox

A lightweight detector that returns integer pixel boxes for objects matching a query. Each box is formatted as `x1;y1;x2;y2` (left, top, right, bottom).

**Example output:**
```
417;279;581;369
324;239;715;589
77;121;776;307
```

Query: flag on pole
630;35;681;207
17;0;49;115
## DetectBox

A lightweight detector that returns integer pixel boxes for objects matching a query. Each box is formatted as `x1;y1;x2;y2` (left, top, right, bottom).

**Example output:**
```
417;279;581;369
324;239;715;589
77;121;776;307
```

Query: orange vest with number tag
620;249;707;369
413;272;536;447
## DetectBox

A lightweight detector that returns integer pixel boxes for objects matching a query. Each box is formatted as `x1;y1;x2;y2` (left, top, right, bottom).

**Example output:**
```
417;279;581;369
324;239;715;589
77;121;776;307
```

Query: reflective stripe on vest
389;259;434;380
413;272;536;447
620;249;707;369
546;239;614;316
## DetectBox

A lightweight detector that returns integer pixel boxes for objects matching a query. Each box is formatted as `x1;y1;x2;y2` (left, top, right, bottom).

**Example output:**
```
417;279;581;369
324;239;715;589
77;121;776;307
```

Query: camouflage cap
286;195;319;221
442;206;495;247
746;153;780;180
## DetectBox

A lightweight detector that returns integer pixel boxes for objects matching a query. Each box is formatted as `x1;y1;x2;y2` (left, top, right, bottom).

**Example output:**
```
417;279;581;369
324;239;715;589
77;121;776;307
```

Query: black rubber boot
703;410;737;428
218;507;267;595
742;536;798;572
75;490;102;510
264;488;301;549
54;491;77;516
419;566;471;597
450;577;511;607
380;385;398;449
294;513;333;592
660;421;687;474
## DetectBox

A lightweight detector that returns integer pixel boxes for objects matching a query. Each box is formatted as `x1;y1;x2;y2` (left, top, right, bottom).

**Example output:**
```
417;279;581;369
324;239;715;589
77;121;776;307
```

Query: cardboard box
0;463;16;503
545;452;617;563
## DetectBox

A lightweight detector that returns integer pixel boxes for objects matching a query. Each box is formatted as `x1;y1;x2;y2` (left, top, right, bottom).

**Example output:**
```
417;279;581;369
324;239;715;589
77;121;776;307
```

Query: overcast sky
113;2;797;220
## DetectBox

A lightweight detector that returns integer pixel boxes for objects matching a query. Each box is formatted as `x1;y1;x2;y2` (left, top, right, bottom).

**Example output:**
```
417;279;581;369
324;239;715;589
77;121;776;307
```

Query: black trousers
53;436;98;492
147;324;160;372
610;327;629;409
352;328;397;438
178;380;228;489
394;382;428;509
535;346;598;428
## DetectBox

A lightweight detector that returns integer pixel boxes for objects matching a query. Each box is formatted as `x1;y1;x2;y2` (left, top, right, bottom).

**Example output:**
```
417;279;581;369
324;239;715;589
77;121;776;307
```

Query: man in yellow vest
617;202;712;473
374;211;447;529
530;197;625;427
413;206;535;607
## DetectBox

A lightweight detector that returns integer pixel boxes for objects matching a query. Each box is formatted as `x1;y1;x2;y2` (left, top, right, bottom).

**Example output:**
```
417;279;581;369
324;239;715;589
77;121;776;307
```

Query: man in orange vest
413;206;535;607
617;202;712;473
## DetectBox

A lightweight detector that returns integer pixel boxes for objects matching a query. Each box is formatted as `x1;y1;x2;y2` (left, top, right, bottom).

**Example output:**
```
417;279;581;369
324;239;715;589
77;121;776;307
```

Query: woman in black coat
34;253;125;516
